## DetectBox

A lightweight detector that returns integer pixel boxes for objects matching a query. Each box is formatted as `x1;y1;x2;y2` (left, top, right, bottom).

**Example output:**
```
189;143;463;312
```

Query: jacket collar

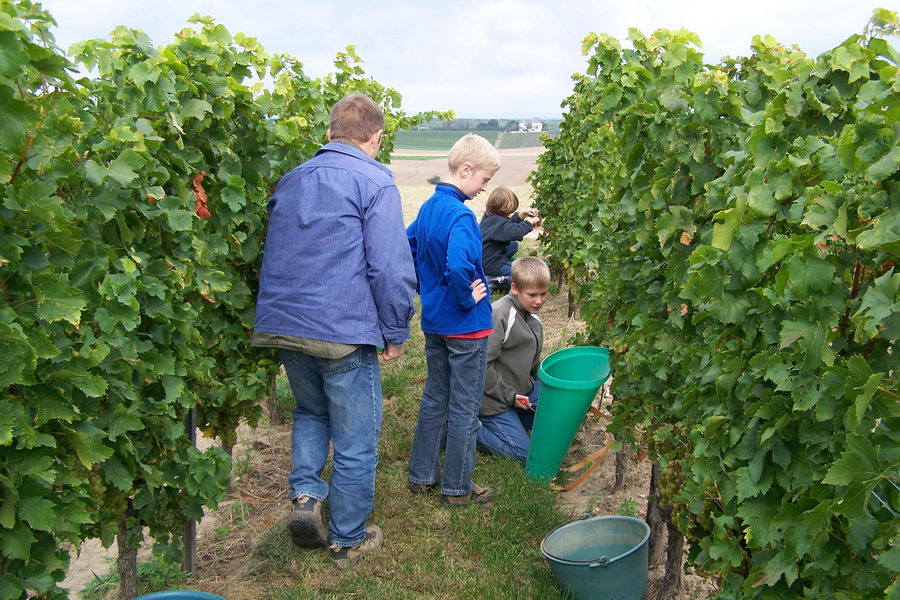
508;294;538;320
316;141;394;177
435;182;468;202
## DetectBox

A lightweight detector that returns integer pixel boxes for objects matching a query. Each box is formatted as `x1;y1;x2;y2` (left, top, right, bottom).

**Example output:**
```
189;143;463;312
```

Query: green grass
81;555;187;599
393;130;500;151
389;154;446;161
243;310;571;599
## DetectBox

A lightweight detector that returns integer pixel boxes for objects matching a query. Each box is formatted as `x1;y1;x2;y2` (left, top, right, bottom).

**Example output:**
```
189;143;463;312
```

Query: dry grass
183;425;294;599
537;283;585;357
398;184;535;227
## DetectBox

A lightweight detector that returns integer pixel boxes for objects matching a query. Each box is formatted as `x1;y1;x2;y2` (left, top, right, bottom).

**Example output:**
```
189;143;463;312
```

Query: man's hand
471;278;487;303
514;394;532;410
381;343;404;361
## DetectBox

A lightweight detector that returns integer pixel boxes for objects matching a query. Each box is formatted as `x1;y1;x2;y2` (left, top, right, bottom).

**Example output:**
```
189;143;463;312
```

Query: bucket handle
560;515;611;568
550;517;614;567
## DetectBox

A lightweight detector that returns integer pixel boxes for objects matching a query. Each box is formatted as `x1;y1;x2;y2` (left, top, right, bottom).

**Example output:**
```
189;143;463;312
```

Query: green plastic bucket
541;516;650;600
525;346;611;482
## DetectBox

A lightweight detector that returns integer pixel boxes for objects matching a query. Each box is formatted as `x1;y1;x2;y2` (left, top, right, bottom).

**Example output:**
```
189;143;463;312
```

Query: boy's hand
527;216;542;227
381;343;404;361
470;278;487;303
520;208;539;219
514;394;532;410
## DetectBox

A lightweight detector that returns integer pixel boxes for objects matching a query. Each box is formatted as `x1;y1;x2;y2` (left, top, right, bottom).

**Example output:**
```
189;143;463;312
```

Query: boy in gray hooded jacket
476;257;551;463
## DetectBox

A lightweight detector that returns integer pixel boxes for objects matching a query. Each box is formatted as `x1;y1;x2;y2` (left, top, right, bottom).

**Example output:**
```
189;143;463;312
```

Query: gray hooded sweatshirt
480;293;544;416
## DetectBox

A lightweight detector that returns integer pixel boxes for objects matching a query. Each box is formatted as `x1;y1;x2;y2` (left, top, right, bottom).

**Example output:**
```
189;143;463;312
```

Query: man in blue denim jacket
252;93;416;568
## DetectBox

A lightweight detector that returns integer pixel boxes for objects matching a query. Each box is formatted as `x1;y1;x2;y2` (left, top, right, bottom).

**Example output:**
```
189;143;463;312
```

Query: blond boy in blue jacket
407;133;500;506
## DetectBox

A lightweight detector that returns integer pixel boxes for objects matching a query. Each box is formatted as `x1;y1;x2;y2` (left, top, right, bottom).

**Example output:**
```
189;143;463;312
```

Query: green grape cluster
686;502;716;540
146;502;184;538
87;467;107;501
103;488;129;516
658;460;684;508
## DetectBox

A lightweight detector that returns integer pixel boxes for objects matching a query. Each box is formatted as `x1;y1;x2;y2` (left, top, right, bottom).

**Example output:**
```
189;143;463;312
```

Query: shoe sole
288;513;328;548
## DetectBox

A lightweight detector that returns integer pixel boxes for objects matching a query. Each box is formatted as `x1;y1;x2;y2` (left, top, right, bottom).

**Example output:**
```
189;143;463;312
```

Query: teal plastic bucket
133;592;226;600
525;346;611;482
541;516;650;600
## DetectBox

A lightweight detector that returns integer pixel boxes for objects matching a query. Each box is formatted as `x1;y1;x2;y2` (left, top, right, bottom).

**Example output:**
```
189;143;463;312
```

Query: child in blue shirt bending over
407;133;501;506
480;186;541;279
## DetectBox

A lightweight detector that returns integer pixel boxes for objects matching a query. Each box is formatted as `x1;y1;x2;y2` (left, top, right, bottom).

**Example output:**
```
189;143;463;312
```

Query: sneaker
440;483;495;507
288;495;328;548
331;525;384;569
409;482;438;495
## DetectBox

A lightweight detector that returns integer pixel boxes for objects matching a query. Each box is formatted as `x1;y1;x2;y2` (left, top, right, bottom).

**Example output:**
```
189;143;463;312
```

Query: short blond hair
511;257;551;289
448;133;501;172
485;187;519;217
329;93;384;143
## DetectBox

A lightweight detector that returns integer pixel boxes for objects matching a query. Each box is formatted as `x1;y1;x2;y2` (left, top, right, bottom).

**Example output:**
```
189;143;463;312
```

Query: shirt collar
329;137;363;151
316;141;394;177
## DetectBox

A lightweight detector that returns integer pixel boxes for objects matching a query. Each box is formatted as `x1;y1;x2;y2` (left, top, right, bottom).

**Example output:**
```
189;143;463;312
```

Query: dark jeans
279;346;381;547
476;381;541;464
408;334;488;496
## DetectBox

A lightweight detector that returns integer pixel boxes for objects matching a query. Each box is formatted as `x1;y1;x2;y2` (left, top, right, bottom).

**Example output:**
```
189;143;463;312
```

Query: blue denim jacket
407;183;492;335
253;142;416;347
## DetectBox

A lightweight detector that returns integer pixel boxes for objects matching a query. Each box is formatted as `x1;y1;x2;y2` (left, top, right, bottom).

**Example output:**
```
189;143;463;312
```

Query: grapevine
0;2;448;597
533;11;899;599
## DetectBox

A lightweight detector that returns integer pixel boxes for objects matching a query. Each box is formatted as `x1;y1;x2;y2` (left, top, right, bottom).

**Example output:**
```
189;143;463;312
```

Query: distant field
393;130;498;150
494;132;544;149
390;155;445;160
393;129;548;151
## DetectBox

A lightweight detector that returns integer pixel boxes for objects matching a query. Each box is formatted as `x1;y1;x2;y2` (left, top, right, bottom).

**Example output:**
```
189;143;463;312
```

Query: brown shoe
331;525;384;569
441;483;494;507
409;482;438;495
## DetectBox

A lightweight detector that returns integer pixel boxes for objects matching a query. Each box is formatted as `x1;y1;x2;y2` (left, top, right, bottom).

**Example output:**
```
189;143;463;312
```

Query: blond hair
329;93;384;143
511;257;551;289
447;133;501;172
485;186;519;217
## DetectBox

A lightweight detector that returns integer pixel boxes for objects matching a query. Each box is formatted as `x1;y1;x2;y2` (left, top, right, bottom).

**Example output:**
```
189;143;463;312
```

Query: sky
38;0;894;119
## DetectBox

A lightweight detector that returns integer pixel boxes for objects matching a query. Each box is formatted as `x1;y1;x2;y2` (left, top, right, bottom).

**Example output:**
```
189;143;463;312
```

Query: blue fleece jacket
407;183;492;335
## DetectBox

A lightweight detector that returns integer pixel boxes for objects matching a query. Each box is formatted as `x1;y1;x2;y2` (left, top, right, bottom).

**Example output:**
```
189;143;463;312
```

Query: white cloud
38;0;892;117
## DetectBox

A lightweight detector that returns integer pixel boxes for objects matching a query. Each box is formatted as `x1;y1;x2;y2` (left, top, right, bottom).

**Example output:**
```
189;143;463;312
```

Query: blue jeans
477;381;541;464
279;346;381;547
408;334;488;496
